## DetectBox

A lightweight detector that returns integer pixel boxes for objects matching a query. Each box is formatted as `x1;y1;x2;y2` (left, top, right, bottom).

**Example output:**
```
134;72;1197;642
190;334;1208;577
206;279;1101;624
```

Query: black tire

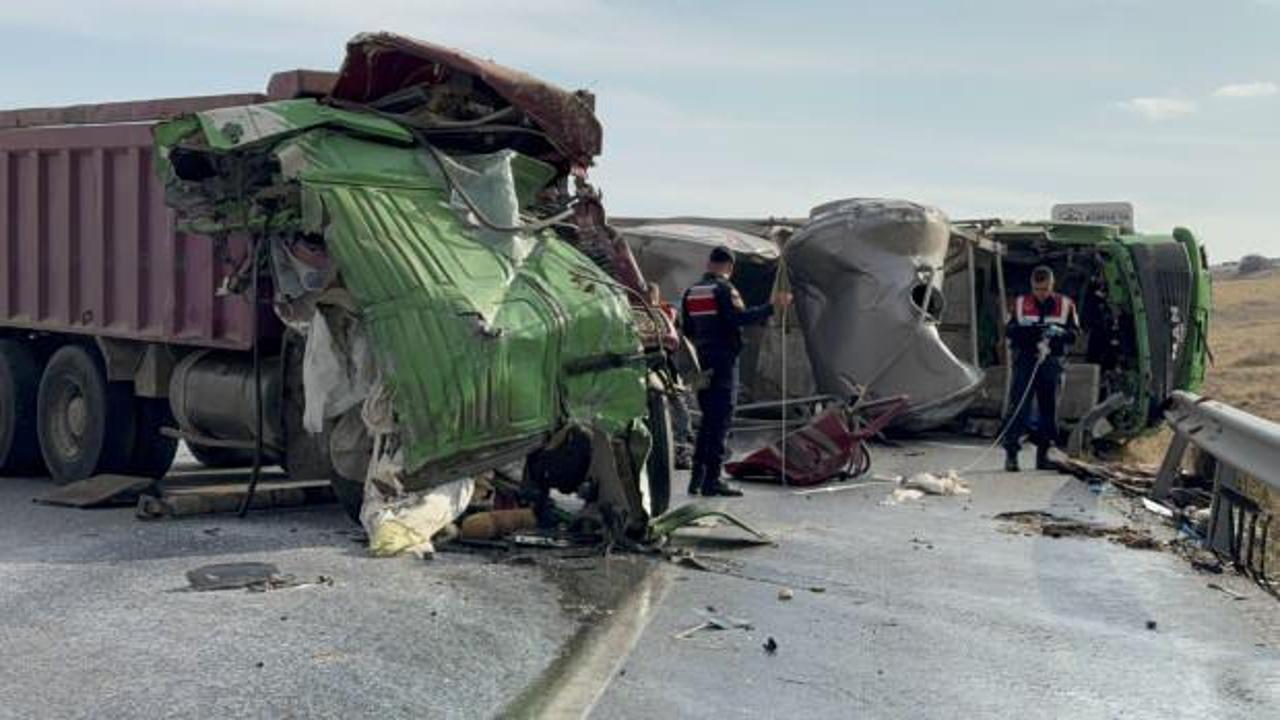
644;389;674;517
128;397;178;479
327;408;372;524
330;475;365;524
37;345;136;484
188;444;256;469
0;339;46;475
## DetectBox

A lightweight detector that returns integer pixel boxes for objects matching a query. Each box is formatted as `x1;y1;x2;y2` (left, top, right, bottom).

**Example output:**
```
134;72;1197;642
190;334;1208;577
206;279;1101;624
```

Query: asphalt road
0;452;584;720
595;437;1280;719
2;441;1277;719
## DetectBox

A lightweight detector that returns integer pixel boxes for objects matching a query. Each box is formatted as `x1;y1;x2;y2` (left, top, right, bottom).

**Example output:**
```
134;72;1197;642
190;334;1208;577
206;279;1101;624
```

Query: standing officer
1003;265;1079;472
680;246;791;496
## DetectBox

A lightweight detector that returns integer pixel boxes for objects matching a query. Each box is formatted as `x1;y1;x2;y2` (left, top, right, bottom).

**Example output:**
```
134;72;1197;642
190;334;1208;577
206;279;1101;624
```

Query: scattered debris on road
777;587;794;601
726;395;909;487
1207;582;1247;601
674;611;755;639
763;637;778;655
995;510;1161;550
34;474;154;508
183;562;333;593
881;471;971;505
647;503;771;547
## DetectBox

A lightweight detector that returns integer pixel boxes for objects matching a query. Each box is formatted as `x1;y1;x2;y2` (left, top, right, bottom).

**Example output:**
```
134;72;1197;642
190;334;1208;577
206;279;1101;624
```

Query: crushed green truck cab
154;33;675;542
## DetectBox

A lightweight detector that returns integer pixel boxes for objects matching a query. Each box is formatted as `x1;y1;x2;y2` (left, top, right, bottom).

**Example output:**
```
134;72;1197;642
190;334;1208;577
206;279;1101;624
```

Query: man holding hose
1004;265;1080;472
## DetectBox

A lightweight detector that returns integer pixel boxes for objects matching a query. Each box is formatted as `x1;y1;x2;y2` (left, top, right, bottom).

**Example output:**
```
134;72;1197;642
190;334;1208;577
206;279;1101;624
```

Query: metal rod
967;242;979;366
735;394;836;413
237;233;264;518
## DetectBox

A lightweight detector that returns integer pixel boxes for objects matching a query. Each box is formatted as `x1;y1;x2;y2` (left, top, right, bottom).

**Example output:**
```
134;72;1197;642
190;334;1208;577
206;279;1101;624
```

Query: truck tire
0;340;46;475
644;389;674;517
330;475;365;524
37;345;136;484
128;397;178;479
188;444;255;469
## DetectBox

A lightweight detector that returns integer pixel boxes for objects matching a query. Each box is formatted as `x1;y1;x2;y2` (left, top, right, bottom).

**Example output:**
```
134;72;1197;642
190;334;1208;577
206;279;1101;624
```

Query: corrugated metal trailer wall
0;122;252;349
0;71;337;350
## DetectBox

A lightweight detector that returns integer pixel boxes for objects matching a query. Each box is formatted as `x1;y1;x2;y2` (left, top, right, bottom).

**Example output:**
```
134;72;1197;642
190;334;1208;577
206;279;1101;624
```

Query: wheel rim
49;380;88;460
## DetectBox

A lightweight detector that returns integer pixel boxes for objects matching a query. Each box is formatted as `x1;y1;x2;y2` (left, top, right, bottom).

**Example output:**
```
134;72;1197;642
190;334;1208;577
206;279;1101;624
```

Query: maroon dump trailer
0;71;334;482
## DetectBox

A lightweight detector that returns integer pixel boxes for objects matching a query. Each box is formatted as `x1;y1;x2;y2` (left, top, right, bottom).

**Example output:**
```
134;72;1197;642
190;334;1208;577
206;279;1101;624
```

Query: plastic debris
882;488;926;505
364;477;474;558
903;471;971;496
778;587;795;601
302;310;374;434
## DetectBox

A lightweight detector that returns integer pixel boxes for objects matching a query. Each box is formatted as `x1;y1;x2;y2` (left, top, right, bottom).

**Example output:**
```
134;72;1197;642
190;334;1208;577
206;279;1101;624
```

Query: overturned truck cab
946;209;1212;448
155;33;675;545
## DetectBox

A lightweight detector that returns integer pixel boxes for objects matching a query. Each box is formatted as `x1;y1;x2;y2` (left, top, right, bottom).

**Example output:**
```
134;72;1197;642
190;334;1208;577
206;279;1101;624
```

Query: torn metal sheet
34;474;153;508
786;199;984;429
328;32;603;168
648;503;771;545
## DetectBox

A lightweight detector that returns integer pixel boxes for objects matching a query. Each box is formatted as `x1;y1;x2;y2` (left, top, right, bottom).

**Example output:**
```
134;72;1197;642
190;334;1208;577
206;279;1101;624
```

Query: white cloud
1212;81;1279;98
1118;96;1198;122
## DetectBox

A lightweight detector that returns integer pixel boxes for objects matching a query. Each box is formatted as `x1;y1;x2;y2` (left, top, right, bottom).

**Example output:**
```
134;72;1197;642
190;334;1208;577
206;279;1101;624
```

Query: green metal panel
196;99;413;150
293;138;645;475
1174;227;1211;393
155;108;647;478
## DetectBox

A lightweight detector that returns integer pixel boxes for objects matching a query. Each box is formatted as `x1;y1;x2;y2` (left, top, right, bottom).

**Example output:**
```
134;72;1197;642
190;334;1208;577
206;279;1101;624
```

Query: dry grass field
1201;271;1280;421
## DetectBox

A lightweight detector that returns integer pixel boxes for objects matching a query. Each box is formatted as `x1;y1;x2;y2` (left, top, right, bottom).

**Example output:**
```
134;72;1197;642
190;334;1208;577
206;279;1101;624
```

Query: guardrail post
1206;464;1237;558
1150;431;1189;502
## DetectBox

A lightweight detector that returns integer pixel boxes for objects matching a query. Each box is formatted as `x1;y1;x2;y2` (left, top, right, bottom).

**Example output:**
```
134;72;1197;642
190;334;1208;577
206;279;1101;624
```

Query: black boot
1004;450;1020;472
700;464;743;497
702;479;744;497
687;463;704;496
1035;446;1054;471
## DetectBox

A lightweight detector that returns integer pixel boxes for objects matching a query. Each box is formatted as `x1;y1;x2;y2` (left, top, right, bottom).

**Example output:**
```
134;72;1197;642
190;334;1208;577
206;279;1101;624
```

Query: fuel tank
785;198;983;430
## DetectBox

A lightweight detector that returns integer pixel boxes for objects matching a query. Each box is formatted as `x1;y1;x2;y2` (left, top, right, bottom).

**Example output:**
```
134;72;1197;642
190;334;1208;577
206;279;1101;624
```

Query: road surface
0;441;1276;718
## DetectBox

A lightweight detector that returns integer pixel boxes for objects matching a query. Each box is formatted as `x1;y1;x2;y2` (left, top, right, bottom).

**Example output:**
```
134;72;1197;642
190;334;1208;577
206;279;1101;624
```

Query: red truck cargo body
0;72;334;351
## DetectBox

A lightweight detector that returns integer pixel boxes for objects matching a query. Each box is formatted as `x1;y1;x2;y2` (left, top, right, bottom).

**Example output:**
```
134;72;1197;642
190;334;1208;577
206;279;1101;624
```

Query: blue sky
3;1;1276;260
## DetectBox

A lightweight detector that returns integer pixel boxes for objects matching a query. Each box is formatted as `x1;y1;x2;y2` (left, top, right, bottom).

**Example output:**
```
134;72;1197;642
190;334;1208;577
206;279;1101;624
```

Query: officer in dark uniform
680;246;791;496
1003;265;1080;472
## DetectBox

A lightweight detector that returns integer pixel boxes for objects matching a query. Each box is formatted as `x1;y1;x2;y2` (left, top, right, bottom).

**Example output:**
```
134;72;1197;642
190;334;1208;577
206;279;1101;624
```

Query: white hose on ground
952;350;1047;476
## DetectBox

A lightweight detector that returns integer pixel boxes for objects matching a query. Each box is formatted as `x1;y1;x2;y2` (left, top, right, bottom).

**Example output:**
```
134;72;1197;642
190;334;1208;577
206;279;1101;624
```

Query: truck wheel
327;408;372;524
188;444;255;469
37;345;136;484
330;475;365;524
0;339;46;475
644;390;674;517
127;397;178;479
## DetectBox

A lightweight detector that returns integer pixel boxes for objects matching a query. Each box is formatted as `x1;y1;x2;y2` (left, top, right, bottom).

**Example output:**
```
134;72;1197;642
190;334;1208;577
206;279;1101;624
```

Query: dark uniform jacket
1006;292;1080;358
680;273;774;363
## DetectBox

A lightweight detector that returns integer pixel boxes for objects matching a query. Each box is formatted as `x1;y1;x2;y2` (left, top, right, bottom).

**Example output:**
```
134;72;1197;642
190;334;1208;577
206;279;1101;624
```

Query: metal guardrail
1153;391;1279;578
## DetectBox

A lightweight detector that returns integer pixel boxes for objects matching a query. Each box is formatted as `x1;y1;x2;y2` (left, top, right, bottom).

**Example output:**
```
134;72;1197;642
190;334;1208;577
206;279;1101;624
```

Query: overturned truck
619;199;1211;448
0;33;676;539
